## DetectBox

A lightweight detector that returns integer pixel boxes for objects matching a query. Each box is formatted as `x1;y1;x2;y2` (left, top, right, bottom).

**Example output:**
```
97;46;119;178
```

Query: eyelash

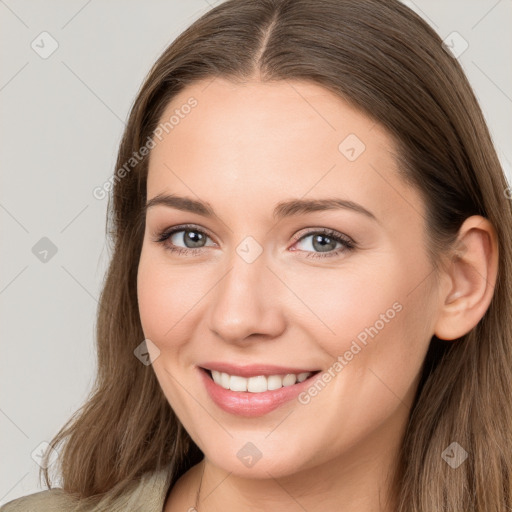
153;223;356;259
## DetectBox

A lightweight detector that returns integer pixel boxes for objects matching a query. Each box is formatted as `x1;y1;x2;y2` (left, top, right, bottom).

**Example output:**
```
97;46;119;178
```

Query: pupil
185;230;205;248
313;234;335;252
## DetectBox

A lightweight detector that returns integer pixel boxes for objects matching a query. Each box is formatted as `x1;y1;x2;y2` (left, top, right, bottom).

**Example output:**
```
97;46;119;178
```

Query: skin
136;77;498;511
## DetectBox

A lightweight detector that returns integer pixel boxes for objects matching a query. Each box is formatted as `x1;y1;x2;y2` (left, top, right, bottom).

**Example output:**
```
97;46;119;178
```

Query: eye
291;228;356;259
153;224;356;259
153;224;216;255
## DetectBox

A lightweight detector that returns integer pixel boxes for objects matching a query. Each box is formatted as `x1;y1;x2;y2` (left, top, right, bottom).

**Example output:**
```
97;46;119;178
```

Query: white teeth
247;375;267;393
229;375;248;392
209;370;313;393
282;374;297;386
297;372;309;383
267;375;282;390
220;372;230;389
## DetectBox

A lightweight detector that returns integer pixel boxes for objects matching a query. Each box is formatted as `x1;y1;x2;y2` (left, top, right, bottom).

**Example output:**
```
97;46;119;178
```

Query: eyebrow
143;193;377;222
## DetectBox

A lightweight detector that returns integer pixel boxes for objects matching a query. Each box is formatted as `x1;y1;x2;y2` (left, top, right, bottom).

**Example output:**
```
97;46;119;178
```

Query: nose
206;249;286;345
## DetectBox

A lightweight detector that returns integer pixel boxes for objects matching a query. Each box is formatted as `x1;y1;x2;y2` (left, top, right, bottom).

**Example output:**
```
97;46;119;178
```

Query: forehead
146;78;424;226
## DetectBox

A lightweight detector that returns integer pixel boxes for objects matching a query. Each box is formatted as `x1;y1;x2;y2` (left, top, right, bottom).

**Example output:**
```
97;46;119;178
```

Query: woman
2;0;511;510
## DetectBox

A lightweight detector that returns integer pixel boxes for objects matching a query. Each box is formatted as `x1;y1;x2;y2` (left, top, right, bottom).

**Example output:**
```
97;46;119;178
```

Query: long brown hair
41;0;512;509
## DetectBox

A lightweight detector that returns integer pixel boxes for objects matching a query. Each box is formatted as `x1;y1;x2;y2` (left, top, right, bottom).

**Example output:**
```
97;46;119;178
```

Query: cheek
281;258;404;350
137;260;168;342
136;246;218;361
137;249;188;348
290;253;434;391
136;251;200;417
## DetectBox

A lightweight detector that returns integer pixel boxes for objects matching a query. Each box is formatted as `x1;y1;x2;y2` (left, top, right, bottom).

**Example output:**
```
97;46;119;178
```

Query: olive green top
0;465;173;512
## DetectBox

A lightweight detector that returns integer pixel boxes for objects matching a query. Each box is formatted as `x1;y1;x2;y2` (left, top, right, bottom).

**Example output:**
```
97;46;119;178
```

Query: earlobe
433;215;499;341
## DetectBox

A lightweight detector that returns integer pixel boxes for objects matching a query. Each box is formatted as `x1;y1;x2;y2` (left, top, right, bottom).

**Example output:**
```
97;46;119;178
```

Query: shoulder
1;465;174;512
0;489;80;512
0;465;174;512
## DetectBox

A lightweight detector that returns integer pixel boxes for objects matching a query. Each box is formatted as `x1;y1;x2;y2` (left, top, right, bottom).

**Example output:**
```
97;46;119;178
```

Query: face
137;78;440;479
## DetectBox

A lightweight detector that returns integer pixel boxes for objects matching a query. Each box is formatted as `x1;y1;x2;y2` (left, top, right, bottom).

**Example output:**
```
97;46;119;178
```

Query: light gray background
1;0;511;504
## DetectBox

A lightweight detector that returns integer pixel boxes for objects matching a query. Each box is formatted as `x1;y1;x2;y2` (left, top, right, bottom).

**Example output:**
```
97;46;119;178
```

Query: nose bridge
206;243;283;342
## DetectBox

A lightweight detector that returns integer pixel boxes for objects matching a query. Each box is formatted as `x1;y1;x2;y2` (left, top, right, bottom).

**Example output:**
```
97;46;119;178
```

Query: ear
434;215;499;341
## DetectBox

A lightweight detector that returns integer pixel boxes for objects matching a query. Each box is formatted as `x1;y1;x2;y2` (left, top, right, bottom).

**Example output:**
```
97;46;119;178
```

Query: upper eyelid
291;226;352;242
163;224;217;243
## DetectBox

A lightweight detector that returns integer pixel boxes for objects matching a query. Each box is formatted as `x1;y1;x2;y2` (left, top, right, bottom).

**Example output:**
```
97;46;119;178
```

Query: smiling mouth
201;368;321;393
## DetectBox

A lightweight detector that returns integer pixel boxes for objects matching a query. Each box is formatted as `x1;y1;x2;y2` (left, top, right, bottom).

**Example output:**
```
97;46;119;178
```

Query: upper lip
199;362;320;378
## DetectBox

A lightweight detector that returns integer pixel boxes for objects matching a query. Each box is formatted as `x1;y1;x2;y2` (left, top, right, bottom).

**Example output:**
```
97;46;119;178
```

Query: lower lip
199;368;319;417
